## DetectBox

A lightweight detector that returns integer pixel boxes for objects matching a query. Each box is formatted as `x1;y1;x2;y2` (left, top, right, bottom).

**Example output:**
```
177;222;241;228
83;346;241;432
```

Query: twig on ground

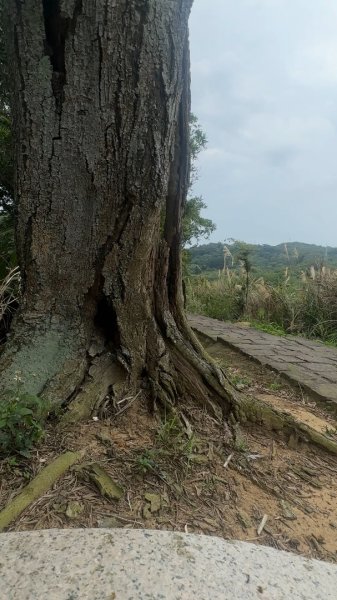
223;454;233;468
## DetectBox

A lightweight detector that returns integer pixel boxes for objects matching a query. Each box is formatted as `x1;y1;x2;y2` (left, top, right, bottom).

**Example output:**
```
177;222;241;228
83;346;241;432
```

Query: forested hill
188;241;337;277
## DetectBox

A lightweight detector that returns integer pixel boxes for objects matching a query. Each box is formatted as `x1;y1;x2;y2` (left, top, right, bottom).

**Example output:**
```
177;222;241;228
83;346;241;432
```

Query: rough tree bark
2;0;237;420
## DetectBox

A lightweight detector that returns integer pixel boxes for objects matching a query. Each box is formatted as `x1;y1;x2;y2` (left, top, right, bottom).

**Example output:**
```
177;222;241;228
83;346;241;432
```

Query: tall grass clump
0;265;20;342
186;265;337;346
186;272;244;321
298;267;337;344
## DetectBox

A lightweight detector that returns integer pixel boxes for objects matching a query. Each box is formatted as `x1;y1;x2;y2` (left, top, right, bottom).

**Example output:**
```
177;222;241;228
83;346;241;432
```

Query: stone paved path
188;314;337;412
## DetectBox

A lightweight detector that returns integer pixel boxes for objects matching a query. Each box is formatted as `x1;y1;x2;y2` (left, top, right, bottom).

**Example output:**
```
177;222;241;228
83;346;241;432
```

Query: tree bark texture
2;0;237;418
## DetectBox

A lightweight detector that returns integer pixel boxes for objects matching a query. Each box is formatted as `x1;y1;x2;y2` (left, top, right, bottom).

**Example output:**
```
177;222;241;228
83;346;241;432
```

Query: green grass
267;381;283;392
133;416;199;478
134;449;161;475
319;337;337;349
250;321;287;337
230;373;252;390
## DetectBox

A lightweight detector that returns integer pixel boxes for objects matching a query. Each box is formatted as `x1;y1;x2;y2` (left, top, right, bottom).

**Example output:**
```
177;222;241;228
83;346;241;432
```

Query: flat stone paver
188;314;337;411
1;529;337;599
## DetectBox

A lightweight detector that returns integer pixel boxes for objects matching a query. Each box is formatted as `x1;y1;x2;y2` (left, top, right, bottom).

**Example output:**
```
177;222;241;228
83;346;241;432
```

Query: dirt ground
1;337;337;564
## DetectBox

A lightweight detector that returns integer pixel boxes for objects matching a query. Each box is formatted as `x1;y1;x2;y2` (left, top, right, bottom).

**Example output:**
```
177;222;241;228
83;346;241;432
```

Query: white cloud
189;0;337;246
192;52;239;78
291;41;337;86
202;148;225;160
240;114;335;148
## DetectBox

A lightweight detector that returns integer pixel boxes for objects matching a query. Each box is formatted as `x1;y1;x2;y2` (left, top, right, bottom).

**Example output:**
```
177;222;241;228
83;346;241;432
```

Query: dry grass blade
257;514;268;535
113;391;142;418
0;266;20;322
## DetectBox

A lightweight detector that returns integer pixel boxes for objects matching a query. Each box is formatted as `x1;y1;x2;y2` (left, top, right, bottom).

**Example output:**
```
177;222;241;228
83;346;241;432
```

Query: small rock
143;504;152;520
65;501;84;519
52;502;67;514
144;493;161;513
280;500;297;521
96;432;114;448
189;455;209;464
97;517;123;528
84;463;124;501
237;511;252;530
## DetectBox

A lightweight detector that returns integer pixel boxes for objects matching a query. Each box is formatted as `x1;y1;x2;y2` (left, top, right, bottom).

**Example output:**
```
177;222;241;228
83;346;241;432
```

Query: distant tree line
188;241;337;281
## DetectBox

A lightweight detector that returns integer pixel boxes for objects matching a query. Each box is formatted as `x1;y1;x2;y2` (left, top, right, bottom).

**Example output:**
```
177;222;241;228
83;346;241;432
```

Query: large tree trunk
2;0;236;419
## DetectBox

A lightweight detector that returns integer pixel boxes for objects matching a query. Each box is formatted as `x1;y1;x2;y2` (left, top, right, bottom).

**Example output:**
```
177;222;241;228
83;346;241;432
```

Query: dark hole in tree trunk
94;295;121;349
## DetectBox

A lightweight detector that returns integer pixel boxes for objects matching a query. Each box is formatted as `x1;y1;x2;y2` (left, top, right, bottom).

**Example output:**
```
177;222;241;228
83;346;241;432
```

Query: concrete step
1;529;336;599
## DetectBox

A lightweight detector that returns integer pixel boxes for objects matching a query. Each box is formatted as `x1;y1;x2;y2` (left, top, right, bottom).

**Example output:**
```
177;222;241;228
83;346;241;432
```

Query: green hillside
188;241;337;281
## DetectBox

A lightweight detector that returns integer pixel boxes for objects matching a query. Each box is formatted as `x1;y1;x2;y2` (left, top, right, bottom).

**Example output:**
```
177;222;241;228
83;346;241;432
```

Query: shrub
0;382;46;457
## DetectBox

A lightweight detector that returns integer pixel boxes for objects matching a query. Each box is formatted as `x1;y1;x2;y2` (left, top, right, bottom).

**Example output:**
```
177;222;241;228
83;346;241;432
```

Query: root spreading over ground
1;339;336;564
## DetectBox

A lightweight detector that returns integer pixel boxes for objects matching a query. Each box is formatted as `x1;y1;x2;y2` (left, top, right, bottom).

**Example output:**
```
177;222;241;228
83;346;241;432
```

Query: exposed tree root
0;450;84;531
54;320;337;458
147;310;240;420
234;394;337;455
1;311;336;460
61;354;125;425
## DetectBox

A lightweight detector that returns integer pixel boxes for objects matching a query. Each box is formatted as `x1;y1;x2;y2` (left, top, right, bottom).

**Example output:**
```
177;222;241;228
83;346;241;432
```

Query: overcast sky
189;0;337;246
